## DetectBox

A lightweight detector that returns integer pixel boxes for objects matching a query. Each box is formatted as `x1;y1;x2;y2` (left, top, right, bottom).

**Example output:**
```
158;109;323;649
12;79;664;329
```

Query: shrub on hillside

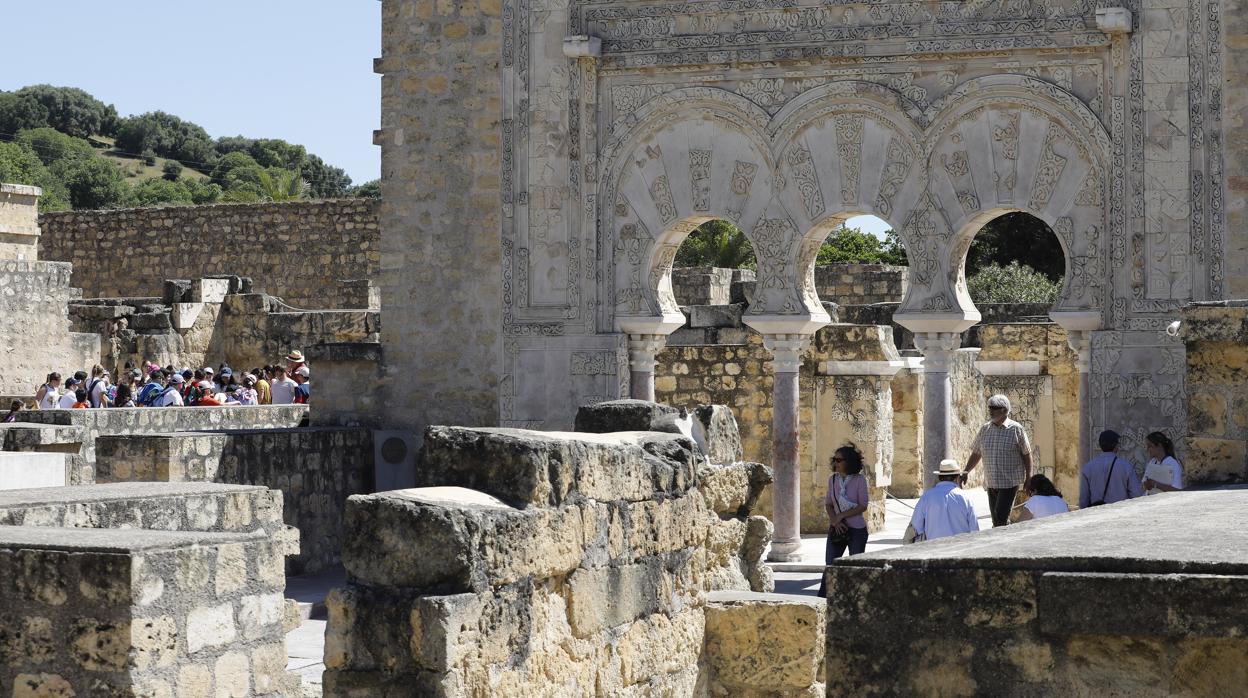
967;261;1061;305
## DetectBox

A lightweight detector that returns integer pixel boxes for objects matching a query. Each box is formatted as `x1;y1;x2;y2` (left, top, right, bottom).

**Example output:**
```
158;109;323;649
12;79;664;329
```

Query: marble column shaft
627;334;666;402
763;334;811;563
914;332;961;491
1067;330;1093;468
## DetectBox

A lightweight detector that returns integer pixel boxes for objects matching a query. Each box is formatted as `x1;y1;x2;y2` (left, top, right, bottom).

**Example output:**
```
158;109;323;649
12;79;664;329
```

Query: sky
2;1;382;184
847;215;891;239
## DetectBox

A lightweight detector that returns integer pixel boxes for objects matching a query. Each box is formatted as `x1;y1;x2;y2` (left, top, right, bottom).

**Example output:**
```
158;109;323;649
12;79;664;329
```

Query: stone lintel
0;183;42;197
894;310;980;335
818;360;905;376
615;313;685;337
975;360;1042;376
742;312;831;338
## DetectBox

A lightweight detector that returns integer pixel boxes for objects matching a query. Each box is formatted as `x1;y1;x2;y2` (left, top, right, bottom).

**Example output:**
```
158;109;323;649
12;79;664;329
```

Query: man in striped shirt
961;394;1033;527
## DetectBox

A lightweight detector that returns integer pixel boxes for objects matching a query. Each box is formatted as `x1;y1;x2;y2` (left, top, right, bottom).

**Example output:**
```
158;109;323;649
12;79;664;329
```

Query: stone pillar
1066;330;1093;467
913;332;961;490
626;334;667;401
762;334;812;562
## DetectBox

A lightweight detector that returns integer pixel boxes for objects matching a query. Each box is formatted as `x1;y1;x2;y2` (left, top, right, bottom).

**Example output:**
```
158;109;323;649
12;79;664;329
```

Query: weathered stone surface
825;491;1248;695
418;427;698;506
693;404;744;465
704;590;825;694
698;461;773;518
573;399;678;433
688;303;745;329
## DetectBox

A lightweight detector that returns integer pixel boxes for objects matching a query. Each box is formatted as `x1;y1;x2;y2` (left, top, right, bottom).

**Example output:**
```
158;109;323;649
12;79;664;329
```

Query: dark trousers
987;487;1018;527
817;525;868;597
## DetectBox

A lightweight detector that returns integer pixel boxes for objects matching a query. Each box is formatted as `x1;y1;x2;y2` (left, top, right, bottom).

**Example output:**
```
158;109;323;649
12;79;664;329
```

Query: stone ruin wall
37;199;379;309
0;482;301;696
1181;303;1248;484
0;260;101;396
322;413;833;697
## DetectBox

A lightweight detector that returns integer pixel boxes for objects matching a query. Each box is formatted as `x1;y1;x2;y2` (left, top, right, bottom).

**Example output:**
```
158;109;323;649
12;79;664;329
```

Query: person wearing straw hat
907;459;980;542
286;350;307;377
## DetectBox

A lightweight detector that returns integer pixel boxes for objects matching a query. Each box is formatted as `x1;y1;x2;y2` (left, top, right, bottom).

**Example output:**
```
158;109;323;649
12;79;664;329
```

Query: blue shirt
1078;452;1143;508
910;481;980;541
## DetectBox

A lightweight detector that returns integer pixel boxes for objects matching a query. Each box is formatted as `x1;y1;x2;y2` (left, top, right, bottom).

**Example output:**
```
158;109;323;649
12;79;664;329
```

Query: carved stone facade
379;0;1234;452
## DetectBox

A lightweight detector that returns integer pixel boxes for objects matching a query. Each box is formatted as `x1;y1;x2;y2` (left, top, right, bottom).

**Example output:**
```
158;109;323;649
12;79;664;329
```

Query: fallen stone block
703;590;826;695
573;399;677;433
418;426;698;506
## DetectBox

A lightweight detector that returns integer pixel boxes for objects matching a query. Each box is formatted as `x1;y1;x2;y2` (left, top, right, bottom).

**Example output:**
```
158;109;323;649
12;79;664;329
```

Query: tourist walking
962;394;1033;527
35;373;61;410
153;374;185;407
3;400;22;423
86;365;111;408
909;460;980;541
70;388;90;409
293;366;310;404
136;370;165;407
1018;474;1069;521
269;366;297;405
58;378;82;409
1142;431;1183;495
1078;430;1142;508
112;384;134;408
252;367;272;405
816;444;870;598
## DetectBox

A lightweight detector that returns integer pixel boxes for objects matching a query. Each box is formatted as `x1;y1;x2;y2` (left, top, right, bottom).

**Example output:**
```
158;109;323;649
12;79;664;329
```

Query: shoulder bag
1088;457;1117;506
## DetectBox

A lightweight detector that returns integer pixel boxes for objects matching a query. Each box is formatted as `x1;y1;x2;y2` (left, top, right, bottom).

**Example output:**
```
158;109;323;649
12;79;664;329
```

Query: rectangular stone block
565;560;665;637
688;303;744;328
698;461;772;517
417;426;698;506
341;487;593;592
704;590;826;692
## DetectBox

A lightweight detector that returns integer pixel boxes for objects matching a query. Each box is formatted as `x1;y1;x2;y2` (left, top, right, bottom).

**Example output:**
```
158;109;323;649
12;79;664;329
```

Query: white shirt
270;377;298;405
1023;495;1069;519
1144;456;1183;495
58;391;78;409
37;385;60;410
910;481;980;541
89;378;110;407
154;387;184;407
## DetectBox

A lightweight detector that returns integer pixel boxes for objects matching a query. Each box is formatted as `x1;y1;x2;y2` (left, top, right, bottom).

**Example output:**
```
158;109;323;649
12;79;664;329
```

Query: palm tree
674;220;756;269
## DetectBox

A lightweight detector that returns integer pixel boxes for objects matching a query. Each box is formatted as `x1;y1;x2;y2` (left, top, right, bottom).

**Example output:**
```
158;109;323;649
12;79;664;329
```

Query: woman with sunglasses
817;444;869;597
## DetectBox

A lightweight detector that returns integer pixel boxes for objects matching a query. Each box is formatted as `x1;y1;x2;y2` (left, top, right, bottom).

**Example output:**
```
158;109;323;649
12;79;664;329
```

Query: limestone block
698;461;773;517
565;560;666;637
192;277;231;304
11;674;76;698
704;591;826;693
176;665;213;698
341;487;591;592
1183;437;1247;484
418;426;698;505
573;399;677;432
693;404;744;464
213;651;249;697
688;303;745;329
186;603;237;653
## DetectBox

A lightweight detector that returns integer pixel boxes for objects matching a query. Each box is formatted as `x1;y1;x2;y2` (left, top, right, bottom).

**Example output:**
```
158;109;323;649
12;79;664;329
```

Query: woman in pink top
817;444;870;597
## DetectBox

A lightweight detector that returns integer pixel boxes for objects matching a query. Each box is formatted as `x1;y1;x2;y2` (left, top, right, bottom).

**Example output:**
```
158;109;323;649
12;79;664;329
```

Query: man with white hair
962;394;1033;527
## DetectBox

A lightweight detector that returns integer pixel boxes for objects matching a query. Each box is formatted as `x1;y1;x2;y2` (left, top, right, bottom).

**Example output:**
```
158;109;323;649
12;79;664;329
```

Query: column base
766;539;803;562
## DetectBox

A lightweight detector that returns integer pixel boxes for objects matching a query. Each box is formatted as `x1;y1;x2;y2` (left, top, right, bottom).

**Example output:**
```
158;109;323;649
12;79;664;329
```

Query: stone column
1066;330;1093;466
626;334;667;401
913;332;962;490
762;333;812;562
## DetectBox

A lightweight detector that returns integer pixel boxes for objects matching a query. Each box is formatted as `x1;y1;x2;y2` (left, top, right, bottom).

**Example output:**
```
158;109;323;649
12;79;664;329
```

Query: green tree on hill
15;127;96;166
0;85;118;138
115;111;216;167
0;141;70;211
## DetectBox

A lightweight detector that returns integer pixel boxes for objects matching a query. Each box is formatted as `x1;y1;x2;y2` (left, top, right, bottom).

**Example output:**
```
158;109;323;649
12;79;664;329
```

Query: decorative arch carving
900;75;1112;323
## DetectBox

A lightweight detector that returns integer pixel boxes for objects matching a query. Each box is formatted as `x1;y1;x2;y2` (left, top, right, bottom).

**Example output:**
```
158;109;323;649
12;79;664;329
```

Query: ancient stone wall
1225;0;1248;297
324;425;772;695
377;0;504;438
0;482;300;696
37;199;379;308
826;491;1248;696
814;264;908;306
0;260;100;396
1181;303;1248;484
702;591;826;696
0;183;41;261
11;405;308;484
94;428;374;574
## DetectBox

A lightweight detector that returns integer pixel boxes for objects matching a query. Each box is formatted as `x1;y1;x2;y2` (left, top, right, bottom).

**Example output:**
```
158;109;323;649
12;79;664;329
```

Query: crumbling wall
38;199;379;308
0;260;100;396
323;424;773;696
0;482;300;696
11;405;308;484
95;428;374;574
1182;304;1248;484
702;591;825;697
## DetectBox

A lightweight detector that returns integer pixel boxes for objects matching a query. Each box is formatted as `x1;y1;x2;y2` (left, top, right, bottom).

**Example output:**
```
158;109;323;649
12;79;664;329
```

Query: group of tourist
816;394;1185;595
3;351;311;420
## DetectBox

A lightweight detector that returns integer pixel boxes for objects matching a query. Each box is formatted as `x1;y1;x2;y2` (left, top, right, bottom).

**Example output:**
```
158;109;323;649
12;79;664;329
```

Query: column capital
913;332;962;372
762;333;813;373
627;333;667;372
